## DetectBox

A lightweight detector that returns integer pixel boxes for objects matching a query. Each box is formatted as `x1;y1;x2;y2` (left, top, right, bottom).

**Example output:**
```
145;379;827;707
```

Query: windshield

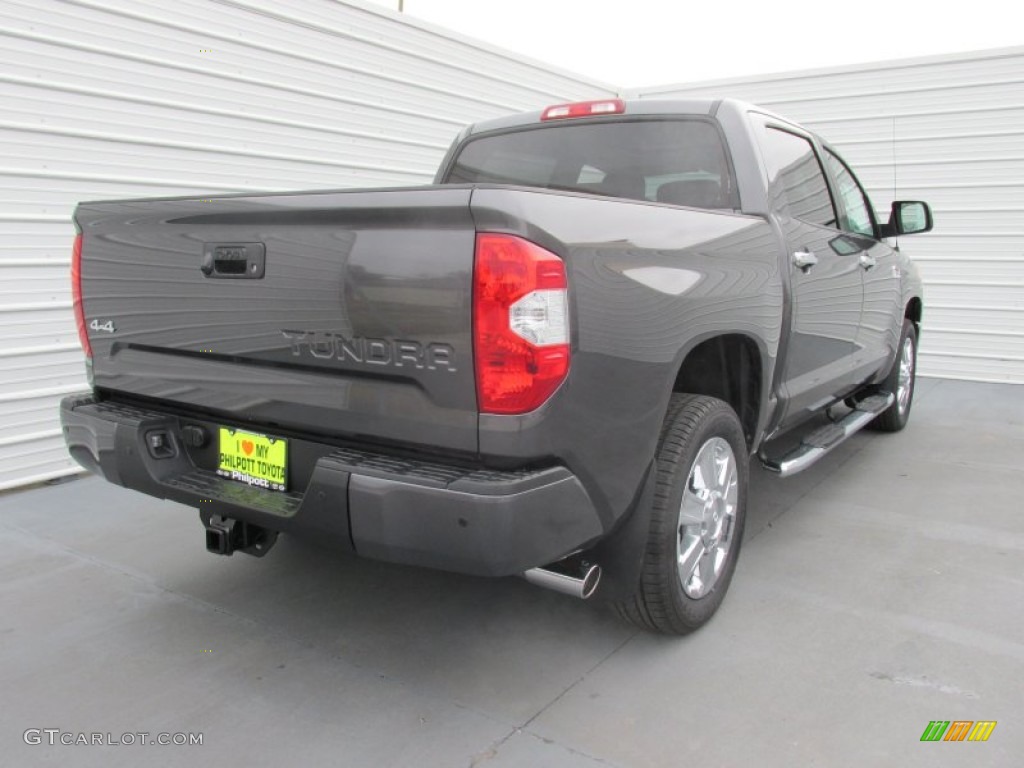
445;118;738;210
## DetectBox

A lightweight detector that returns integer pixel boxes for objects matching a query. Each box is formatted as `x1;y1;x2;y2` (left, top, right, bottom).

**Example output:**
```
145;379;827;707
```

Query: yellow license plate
217;428;288;491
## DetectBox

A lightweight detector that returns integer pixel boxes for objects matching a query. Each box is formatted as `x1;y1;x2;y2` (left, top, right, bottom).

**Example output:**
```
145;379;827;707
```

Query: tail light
71;233;92;359
473;234;570;414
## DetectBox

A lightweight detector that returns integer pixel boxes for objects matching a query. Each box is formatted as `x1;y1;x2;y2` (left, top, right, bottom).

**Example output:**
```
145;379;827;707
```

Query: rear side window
445;119;738;210
760;127;837;228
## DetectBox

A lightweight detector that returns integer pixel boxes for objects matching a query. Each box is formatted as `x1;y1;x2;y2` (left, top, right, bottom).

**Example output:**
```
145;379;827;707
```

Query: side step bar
760;393;894;478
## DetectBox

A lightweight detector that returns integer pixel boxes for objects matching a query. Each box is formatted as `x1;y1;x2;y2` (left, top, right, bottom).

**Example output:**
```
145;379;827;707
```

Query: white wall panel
0;0;615;490
632;47;1024;384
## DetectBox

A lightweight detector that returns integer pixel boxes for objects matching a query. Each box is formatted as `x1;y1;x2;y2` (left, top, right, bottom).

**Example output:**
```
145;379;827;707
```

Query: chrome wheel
614;394;748;634
677;437;738;599
896;335;915;416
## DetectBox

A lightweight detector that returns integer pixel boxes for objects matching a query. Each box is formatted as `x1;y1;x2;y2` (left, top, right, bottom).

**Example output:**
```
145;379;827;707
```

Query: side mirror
880;201;933;238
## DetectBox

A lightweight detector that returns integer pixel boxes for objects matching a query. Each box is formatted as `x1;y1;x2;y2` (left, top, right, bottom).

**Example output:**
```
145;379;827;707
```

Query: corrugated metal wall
0;0;615;490
631;47;1024;385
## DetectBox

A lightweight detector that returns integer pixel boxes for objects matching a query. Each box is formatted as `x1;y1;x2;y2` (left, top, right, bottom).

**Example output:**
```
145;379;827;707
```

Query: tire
613;394;748;635
868;318;917;433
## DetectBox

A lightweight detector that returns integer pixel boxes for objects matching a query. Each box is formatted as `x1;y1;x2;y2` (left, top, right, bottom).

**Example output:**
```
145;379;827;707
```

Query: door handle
793;250;818;271
859;253;877;270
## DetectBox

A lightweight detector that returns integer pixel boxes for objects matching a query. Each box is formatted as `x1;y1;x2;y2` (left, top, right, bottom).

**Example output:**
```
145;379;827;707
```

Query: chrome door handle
859;253;877;270
793;250;818;271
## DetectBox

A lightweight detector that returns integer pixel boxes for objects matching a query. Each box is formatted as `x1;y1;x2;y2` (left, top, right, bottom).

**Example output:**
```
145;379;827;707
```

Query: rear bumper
60;394;604;577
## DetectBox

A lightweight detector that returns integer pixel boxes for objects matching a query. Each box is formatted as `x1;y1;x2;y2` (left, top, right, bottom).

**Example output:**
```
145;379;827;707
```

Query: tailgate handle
201;243;266;278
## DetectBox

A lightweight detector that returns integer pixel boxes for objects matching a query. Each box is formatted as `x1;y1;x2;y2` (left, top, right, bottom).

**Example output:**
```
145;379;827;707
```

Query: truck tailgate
74;187;478;454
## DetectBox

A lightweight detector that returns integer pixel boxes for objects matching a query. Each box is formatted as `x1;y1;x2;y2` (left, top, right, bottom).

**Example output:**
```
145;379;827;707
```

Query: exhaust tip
523;561;601;600
580;563;601;599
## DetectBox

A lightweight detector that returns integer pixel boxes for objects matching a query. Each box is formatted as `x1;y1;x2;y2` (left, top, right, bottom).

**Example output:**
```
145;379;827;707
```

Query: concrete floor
1;378;1021;767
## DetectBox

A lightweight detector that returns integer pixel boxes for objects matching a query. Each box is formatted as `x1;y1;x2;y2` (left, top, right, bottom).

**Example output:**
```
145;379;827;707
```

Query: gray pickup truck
61;98;931;634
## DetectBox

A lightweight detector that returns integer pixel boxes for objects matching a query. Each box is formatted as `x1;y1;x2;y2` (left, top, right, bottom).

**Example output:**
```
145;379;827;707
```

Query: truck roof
463;98;768;136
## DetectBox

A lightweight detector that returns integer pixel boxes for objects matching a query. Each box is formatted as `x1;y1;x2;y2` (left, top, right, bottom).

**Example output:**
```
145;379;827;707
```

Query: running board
760;393;894;478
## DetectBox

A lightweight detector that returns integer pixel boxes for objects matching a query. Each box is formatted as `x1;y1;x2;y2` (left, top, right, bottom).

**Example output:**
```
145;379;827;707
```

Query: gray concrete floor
1;379;1021;767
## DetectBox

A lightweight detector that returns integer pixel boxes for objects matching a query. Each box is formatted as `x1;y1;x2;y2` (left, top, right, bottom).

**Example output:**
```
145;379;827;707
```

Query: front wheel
869;318;918;432
613;394;748;635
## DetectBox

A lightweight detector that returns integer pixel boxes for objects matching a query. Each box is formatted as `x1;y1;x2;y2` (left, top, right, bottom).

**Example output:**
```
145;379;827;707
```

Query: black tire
613;394;748;635
869;318;917;433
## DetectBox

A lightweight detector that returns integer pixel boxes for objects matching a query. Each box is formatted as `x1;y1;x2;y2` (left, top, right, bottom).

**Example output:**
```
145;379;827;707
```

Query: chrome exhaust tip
523;561;601;600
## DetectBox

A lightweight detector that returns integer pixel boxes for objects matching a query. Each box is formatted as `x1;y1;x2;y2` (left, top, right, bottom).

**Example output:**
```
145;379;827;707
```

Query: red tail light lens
71;233;92;359
473;234;570;414
541;99;626;121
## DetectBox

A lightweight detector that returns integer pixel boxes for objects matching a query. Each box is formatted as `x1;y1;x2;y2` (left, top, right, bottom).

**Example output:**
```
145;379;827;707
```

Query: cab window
446;119;738;210
824;149;876;238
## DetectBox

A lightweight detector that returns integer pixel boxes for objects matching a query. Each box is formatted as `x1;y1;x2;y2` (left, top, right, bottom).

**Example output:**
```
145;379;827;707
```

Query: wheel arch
905;296;923;330
670;333;766;450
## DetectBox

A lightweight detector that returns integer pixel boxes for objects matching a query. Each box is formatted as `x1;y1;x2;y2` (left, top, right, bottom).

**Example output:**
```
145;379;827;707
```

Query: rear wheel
869;318;917;432
613;394;748;635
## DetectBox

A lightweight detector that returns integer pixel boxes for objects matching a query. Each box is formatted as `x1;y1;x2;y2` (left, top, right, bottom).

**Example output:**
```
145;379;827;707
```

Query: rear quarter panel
470;188;784;526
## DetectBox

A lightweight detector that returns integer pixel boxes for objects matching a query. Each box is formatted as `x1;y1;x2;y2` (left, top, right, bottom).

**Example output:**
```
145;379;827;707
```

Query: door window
824;150;876;237
760;127;837;228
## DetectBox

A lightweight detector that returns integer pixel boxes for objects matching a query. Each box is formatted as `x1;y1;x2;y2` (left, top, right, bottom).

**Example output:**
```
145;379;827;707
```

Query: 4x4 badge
89;319;116;333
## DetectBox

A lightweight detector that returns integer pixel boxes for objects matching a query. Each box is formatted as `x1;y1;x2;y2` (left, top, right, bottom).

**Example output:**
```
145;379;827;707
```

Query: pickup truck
61;98;931;635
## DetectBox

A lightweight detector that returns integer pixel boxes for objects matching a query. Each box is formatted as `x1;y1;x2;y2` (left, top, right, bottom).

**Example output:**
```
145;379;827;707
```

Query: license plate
217;428;288;491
